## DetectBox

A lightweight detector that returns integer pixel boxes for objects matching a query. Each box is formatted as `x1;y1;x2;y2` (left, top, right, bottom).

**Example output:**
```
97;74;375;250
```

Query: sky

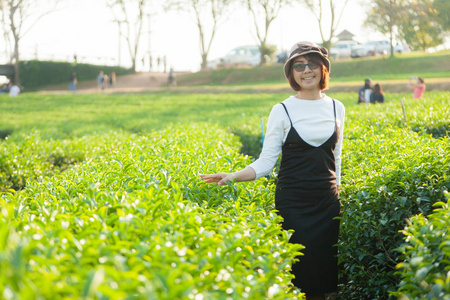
0;0;387;77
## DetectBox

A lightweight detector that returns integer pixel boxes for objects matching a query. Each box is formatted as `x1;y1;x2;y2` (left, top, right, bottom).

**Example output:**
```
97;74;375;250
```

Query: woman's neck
296;90;324;100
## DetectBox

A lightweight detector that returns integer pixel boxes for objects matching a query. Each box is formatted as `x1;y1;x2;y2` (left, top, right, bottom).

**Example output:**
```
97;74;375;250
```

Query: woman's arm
200;104;286;185
200;166;256;186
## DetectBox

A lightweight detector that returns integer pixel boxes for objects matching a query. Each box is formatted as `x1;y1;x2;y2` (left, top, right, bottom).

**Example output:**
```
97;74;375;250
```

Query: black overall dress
275;100;340;296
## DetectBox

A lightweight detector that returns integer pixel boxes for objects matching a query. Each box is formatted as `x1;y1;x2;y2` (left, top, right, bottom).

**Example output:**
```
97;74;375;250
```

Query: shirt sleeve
334;104;345;186
248;104;287;179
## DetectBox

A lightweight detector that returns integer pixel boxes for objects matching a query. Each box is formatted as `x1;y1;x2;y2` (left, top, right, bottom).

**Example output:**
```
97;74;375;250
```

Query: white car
222;45;261;67
206;58;223;70
330;41;358;60
351;40;391;58
394;44;410;53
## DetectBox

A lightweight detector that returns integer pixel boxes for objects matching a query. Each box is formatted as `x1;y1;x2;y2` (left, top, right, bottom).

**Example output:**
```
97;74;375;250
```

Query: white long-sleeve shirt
248;94;345;185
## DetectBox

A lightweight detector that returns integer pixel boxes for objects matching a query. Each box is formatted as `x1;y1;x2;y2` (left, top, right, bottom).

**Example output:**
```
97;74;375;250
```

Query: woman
201;41;345;299
409;76;426;99
69;72;77;91
363;80;372;103
370;83;385;103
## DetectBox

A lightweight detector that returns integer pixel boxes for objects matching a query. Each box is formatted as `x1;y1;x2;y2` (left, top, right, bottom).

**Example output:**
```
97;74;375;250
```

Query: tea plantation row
0;91;449;299
337;94;449;299
1;125;303;299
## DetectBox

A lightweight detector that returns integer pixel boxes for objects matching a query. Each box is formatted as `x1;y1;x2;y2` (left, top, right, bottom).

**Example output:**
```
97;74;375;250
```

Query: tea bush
1;91;449;298
393;193;450;299
0;125;304;299
337;95;450;299
0;132;86;191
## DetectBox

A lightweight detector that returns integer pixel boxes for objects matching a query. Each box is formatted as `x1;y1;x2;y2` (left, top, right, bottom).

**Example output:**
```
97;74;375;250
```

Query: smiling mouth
303;76;315;80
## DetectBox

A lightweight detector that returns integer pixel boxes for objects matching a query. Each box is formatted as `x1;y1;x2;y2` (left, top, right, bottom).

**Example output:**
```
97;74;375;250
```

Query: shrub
0;125;304;299
337;97;450;299
19;60;132;90
393;193;450;299
0;132;87;191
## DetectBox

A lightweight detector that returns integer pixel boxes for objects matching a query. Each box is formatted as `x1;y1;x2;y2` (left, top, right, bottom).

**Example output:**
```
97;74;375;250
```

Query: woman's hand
200;173;235;186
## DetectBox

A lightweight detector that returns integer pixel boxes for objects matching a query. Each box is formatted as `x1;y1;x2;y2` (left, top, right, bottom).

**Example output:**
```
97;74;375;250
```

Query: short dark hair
286;53;329;91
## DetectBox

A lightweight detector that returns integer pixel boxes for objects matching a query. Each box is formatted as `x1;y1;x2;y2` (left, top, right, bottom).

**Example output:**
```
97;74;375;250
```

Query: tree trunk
389;0;394;57
201;54;207;70
389;28;394;57
323;40;332;51
131;56;136;73
259;43;265;65
13;37;20;84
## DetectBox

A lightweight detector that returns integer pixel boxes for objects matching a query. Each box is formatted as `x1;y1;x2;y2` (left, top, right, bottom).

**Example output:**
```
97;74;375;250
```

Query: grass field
176;50;450;88
1;90;445;140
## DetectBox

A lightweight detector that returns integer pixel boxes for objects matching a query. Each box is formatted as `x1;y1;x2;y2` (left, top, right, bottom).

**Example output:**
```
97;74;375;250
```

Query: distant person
9;82;20;97
149;55;153;72
69;72;77;91
168;68;176;88
358;78;372;104
97;71;105;90
157;56;161;71
109;72;116;88
370;83;385;103
103;74;109;89
409;76;426;99
163;55;167;73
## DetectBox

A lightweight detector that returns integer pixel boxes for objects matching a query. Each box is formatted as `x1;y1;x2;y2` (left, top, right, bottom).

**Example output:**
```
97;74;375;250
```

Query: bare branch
166;0;232;70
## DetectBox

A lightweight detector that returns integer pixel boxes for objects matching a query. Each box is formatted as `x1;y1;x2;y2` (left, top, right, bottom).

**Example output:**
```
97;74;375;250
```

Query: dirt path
38;72;183;94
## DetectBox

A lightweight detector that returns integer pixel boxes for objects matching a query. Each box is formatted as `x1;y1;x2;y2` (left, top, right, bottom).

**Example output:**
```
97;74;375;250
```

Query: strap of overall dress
280;103;293;127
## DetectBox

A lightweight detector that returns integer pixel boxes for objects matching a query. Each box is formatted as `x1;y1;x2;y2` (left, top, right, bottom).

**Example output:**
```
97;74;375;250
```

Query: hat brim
283;51;331;79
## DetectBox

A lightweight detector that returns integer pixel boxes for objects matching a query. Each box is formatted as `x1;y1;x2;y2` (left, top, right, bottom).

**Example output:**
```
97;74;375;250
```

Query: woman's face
292;55;322;91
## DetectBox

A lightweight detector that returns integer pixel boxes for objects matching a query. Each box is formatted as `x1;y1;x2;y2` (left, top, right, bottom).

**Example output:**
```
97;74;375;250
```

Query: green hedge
1;92;449;298
0;124;304;299
393;194;450;299
337;95;450;299
0;131;89;191
19;60;132;91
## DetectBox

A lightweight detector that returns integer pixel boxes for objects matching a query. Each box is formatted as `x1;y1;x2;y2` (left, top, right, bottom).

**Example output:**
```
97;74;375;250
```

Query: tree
302;0;350;50
434;0;450;32
396;0;444;51
0;0;58;84
107;0;147;72
246;0;288;65
165;0;233;70
364;0;405;57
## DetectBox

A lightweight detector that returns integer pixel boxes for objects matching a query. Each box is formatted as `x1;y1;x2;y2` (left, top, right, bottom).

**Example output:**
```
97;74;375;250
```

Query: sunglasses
292;61;320;72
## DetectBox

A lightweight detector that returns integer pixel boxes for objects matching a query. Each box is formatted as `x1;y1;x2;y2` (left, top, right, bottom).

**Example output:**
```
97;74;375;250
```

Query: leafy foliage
0;91;449;298
0;125;304;299
393;193;450;299
0;132;86;191
337;94;450;299
397;0;445;51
